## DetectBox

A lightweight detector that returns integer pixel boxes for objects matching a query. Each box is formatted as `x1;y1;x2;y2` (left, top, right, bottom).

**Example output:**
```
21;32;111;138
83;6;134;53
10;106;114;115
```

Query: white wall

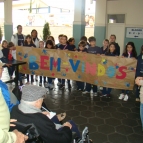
107;0;143;27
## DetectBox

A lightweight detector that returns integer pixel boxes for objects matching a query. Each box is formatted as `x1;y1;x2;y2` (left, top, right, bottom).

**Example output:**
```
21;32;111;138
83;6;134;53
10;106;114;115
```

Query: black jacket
114;42;120;56
10;105;72;143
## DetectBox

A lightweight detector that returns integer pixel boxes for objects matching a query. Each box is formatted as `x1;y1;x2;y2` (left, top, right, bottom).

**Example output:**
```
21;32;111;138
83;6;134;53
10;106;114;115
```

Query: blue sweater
136;54;143;77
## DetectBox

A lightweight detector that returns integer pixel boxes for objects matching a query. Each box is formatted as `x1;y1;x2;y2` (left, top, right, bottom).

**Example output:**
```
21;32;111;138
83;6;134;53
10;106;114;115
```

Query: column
4;0;13;42
94;0;107;46
73;0;85;47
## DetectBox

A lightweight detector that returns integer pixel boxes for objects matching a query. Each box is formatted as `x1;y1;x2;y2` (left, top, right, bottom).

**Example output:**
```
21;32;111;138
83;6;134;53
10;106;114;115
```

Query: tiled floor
42;80;143;143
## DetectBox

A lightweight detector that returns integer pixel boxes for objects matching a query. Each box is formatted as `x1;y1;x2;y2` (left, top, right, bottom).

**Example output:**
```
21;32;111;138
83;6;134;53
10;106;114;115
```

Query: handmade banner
16;46;137;90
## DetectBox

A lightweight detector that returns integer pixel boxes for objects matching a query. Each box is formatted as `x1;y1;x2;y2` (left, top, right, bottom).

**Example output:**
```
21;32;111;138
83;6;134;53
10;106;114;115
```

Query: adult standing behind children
82;36;102;96
11;25;25;46
109;34;120;56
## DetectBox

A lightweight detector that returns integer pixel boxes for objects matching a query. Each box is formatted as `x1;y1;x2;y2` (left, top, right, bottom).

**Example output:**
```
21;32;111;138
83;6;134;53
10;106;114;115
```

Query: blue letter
50;57;61;71
69;59;80;72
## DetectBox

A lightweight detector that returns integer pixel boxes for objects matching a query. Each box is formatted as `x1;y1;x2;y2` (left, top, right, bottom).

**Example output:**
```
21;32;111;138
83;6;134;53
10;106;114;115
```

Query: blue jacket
136;54;143;77
0;80;19;111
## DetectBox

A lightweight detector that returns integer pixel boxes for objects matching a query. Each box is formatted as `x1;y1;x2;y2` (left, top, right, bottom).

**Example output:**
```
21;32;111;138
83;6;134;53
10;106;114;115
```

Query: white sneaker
44;82;49;88
123;94;128;101
57;82;61;86
119;93;125;100
82;91;90;94
49;84;54;90
103;94;107;97
93;92;97;96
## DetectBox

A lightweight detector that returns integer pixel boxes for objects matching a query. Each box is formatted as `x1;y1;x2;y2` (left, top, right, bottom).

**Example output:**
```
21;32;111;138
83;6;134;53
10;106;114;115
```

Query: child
68;37;76;51
82;36;102;96
39;41;45;86
1;40;9;59
24;35;36;84
44;40;55;90
80;36;90;49
56;34;63;48
47;36;55;46
56;35;71;89
101;39;109;54
76;41;87;91
102;43;118;98
119;42;137;101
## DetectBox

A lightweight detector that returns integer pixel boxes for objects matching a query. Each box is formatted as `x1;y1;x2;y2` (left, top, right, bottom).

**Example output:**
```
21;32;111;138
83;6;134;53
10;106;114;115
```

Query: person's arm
0;128;17;143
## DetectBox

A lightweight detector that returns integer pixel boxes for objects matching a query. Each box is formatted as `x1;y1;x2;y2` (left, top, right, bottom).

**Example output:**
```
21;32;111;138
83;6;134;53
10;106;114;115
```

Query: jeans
102;87;112;95
27;74;33;82
85;83;97;92
122;90;129;95
76;81;84;90
44;77;54;84
58;79;65;85
140;103;143;130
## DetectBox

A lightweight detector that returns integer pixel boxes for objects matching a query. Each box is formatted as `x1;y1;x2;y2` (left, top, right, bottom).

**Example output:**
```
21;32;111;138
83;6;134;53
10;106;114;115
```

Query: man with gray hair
10;85;81;143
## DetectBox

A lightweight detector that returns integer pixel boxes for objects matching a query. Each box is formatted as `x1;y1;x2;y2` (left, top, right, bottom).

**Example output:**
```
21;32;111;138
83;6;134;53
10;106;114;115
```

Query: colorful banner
16;47;137;90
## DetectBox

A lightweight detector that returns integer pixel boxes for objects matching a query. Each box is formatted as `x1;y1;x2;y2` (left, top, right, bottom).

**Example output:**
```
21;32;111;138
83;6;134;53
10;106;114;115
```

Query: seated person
11;85;81;143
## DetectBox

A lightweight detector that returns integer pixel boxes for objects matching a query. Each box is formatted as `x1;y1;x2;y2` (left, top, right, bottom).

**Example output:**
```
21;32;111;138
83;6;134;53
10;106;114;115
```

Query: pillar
94;0;107;46
4;0;13;42
73;0;85;47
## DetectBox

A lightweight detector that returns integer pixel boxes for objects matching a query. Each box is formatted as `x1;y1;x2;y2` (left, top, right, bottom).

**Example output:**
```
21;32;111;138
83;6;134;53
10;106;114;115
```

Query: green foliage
43;22;51;41
29;0;32;13
0;27;3;42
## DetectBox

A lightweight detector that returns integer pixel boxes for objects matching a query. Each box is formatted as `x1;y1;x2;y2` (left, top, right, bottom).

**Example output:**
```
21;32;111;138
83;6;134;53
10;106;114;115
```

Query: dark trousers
122;90;129;95
85;83;97;92
44;77;54;84
136;85;140;98
76;81;84;90
8;66;15;77
102;87;112;95
58;79;65;85
27;75;33;82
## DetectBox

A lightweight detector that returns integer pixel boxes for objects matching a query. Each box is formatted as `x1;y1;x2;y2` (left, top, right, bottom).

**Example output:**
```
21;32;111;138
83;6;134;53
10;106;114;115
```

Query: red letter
40;56;49;70
116;66;127;79
86;62;96;76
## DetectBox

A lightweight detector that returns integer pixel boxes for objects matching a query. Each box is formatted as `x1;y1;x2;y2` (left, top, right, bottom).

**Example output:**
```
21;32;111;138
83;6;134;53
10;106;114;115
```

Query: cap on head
22;85;47;102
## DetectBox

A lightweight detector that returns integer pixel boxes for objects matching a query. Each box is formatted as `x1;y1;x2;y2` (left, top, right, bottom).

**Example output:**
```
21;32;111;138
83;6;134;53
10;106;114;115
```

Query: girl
47;36;55;46
44;40;55;90
31;29;40;48
102;43;118;98
119;42;137;101
76;41;87;91
24;35;36;84
67;37;76;51
57;35;71;89
1;40;9;59
101;39;109;54
39;41;45;86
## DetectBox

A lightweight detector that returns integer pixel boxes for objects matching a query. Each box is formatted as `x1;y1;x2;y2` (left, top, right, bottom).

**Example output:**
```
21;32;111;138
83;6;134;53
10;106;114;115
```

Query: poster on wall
126;28;143;39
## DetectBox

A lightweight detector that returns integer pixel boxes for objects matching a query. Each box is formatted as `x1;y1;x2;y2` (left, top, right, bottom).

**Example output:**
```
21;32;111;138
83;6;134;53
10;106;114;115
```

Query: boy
109;34;120;56
101;39;109;54
82;36;102;96
76;41;87;91
56;34;64;48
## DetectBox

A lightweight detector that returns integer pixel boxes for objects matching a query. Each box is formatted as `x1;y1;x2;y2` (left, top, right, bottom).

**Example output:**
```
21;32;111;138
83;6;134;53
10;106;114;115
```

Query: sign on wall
16;47;137;90
126;28;143;39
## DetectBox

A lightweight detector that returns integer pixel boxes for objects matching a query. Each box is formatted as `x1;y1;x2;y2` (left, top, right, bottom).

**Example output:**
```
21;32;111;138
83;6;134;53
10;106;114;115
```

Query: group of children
1;32;142;102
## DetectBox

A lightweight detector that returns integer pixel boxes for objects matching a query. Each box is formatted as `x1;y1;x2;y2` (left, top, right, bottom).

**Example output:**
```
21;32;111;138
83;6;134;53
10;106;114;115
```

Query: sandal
57;112;66;121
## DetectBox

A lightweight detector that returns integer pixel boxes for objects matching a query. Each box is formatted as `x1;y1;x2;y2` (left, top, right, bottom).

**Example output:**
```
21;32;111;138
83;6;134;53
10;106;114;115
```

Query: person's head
39;41;44;48
61;35;68;45
25;34;33;44
47;36;55;45
17;25;22;34
58;34;64;43
8;42;15;50
140;45;143;54
45;40;54;49
109;34;116;43
88;16;94;27
108;42;116;53
68;37;75;45
80;36;87;43
2;40;8;48
88;36;96;47
21;85;47;109
78;41;86;51
124;42;137;58
103;39;109;48
31;29;38;38
0;62;4;78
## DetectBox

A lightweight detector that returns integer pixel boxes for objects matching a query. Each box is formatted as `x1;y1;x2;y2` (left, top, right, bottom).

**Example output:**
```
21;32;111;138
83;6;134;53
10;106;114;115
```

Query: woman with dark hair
31;29;40;48
47;36;55;46
119;42;137;101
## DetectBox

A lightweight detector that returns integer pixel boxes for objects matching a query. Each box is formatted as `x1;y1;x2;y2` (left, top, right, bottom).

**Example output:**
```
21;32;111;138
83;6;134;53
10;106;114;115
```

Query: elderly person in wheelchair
10;85;83;143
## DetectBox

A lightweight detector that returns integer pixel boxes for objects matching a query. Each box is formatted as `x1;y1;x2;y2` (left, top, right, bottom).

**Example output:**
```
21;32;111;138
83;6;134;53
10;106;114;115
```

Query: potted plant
43;22;51;41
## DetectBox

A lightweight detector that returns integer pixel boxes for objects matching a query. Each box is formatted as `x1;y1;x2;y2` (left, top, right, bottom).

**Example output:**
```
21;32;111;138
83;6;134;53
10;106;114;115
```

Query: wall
107;0;143;55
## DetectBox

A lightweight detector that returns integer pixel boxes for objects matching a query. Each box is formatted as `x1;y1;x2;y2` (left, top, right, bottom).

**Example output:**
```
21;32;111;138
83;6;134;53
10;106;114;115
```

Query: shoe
123;94;128;101
49;84;54;90
26;82;30;84
136;98;140;102
93;92;97;96
82;91;90;94
106;94;111;98
39;83;42;86
35;76;38;82
103;94;107;97
59;84;65;90
44;82;49;88
119;93;125;100
57;82;61;86
68;83;72;89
